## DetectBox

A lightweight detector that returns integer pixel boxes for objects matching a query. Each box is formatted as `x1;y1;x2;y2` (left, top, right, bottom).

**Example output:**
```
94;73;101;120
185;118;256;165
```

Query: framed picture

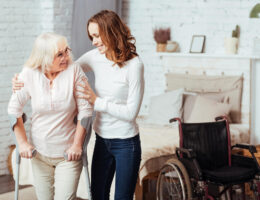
189;35;206;53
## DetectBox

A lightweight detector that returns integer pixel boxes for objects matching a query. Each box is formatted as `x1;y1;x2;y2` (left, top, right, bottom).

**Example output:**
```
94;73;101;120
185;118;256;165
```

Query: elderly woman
12;10;144;200
8;32;92;200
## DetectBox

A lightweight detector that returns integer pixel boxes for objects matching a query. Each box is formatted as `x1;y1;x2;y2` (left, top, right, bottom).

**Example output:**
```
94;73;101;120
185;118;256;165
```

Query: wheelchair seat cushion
203;165;256;184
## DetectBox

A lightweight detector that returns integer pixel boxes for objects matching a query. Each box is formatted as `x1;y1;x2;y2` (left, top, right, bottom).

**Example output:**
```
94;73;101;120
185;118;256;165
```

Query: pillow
165;73;243;123
182;94;197;122
146;88;184;125
200;90;241;123
183;94;230;122
185;96;232;123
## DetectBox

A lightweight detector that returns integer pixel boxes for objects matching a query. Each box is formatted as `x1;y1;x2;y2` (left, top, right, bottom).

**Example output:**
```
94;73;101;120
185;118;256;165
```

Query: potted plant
225;25;240;54
153;28;170;52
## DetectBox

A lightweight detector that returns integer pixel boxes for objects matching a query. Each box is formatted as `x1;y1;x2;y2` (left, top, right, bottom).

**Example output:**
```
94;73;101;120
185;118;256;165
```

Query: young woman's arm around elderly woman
8;33;92;200
76;10;144;200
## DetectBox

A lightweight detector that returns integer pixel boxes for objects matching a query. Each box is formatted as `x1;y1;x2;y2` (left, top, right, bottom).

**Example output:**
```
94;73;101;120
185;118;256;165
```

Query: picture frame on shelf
189;35;206;53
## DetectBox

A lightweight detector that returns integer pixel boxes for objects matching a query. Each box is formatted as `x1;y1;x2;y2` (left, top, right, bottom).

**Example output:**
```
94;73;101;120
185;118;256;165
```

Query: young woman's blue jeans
91;133;141;200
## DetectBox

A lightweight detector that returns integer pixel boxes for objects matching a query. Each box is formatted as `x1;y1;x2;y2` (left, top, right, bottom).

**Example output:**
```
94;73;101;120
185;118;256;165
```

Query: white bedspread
12;122;249;199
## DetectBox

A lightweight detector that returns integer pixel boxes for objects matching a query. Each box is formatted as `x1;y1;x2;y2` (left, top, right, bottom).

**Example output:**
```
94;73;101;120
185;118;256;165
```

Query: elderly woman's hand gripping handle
65;120;86;161
13;117;35;159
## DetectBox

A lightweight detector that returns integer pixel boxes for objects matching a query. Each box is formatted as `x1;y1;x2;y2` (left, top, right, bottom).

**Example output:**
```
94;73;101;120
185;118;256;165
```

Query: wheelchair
156;116;260;200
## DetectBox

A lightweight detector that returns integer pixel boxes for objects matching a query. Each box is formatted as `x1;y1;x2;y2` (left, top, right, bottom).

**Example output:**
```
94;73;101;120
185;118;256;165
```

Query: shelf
157;52;260;60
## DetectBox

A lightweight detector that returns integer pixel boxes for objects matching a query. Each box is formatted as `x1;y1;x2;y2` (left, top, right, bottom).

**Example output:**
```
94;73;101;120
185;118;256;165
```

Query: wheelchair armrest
176;147;203;180
232;143;260;171
232;143;257;153
176;147;196;159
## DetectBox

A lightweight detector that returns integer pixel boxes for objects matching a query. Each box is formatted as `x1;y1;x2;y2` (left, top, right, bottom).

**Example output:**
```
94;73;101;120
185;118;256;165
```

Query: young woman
76;10;145;200
8;33;92;200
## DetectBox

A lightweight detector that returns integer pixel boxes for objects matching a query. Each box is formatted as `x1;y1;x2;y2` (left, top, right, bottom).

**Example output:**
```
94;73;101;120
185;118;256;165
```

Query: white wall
121;0;260;114
0;0;73;175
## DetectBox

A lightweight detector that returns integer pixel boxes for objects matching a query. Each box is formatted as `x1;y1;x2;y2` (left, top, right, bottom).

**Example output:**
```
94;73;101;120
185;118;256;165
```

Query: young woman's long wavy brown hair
87;10;138;67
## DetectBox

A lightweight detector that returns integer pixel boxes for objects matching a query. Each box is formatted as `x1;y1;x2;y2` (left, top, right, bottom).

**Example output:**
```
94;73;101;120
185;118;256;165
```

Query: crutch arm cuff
8;113;27;131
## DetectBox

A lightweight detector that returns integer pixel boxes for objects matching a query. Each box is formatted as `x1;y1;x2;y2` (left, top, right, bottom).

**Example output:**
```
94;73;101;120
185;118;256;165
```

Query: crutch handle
16;148;37;163
64;153;68;161
32;149;37;157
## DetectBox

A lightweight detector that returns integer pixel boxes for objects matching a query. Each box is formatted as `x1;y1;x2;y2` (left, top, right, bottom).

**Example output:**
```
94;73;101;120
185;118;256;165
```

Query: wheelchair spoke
157;165;186;200
166;176;182;199
157;158;193;200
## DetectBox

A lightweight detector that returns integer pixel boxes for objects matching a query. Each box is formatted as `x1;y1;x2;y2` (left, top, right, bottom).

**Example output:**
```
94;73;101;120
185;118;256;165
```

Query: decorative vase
225;37;238;54
156;43;167;52
166;41;179;52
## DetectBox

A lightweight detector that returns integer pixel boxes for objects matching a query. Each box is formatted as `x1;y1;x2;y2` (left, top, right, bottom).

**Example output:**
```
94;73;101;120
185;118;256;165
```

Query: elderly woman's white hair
25;32;72;72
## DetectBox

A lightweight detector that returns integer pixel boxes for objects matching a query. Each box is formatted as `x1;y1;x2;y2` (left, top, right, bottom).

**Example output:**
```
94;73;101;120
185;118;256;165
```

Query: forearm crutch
65;116;93;200
81;116;93;200
9;113;36;200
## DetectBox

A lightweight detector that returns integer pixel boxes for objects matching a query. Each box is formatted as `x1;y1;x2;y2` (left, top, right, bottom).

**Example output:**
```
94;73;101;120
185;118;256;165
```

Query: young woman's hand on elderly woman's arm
12;73;24;92
76;77;97;105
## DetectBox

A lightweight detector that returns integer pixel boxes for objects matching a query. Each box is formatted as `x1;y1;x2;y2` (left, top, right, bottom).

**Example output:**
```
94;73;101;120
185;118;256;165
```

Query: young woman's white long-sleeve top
8;63;92;157
77;48;144;139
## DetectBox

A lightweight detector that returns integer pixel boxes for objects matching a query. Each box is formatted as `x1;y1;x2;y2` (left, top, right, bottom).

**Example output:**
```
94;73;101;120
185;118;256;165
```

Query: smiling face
88;22;107;54
48;39;71;73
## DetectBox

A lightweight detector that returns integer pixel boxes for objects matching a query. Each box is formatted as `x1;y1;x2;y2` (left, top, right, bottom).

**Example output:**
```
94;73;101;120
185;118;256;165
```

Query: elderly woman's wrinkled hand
19;142;35;159
76;77;97;105
66;144;82;161
12;73;24;93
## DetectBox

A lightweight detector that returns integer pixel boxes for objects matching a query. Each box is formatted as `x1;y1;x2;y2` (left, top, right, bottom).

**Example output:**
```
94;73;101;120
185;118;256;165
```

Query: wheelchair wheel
156;158;192;200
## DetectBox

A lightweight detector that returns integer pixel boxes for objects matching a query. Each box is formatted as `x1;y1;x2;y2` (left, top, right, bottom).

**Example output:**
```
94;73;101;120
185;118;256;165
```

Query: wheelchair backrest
181;120;230;170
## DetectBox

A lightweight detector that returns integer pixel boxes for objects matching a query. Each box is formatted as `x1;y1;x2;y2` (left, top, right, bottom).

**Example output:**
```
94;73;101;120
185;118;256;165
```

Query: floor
0;175;255;200
0;186;37;200
0;175;37;200
0;175;86;200
0;175;30;194
0;175;14;194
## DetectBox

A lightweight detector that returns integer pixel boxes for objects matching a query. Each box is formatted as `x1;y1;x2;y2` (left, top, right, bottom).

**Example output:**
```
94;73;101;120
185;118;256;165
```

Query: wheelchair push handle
169;117;181;124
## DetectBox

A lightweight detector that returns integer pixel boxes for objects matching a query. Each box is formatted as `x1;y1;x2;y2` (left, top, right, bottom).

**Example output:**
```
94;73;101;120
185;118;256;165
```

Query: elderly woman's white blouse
8;63;92;158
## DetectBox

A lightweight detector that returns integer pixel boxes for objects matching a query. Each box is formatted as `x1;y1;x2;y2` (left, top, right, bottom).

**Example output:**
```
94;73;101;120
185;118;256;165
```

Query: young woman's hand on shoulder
12;73;24;92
